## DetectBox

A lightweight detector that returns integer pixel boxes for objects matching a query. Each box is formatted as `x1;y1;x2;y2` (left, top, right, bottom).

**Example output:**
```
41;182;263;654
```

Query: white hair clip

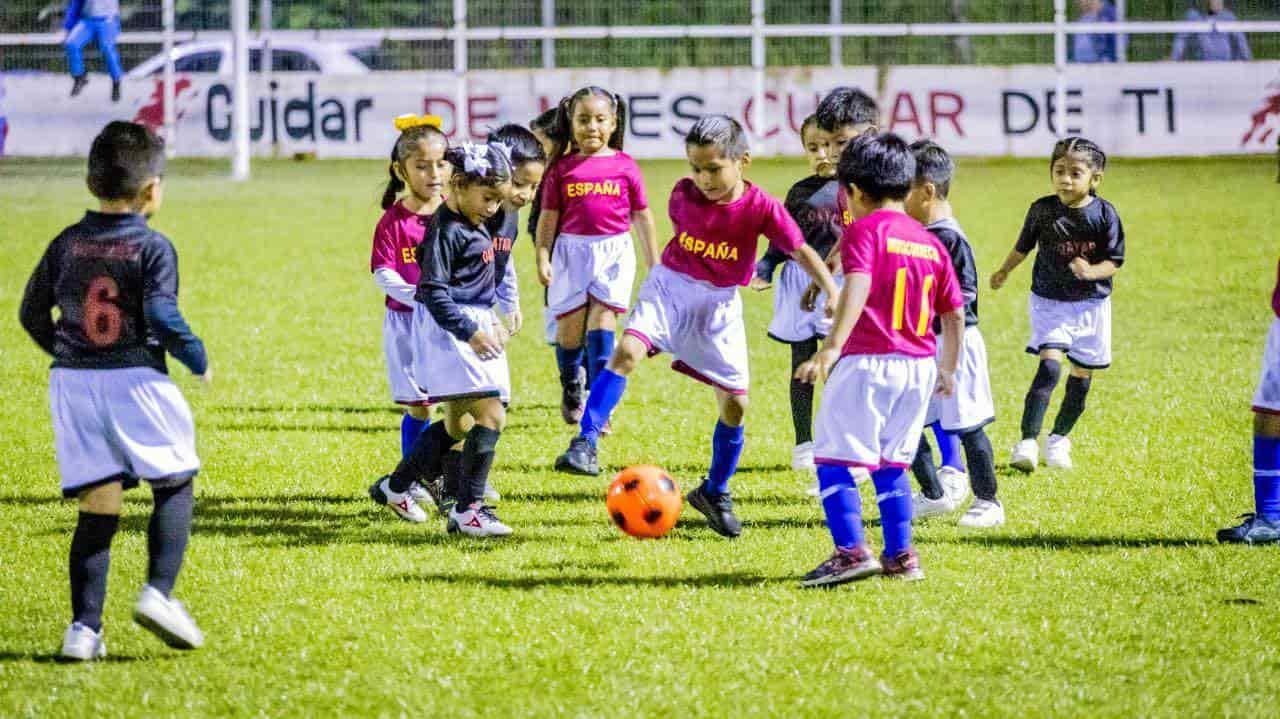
461;143;492;175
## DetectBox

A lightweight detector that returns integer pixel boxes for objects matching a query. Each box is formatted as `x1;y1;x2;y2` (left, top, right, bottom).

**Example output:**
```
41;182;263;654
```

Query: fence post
751;0;767;153
231;0;250;180
162;0;175;157
453;0;470;141
542;0;556;69
1114;0;1127;62
829;0;841;67
1053;0;1066;139
260;0;277;156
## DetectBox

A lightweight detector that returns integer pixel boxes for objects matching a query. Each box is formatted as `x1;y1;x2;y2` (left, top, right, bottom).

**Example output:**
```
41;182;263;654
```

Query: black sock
960;428;998;502
69;511;119;631
147;480;194;597
389;420;450;494
441;446;463;502
911;435;944;500
1020;358;1061;440
458;426;501;509
1051;375;1092;437
789;339;818;445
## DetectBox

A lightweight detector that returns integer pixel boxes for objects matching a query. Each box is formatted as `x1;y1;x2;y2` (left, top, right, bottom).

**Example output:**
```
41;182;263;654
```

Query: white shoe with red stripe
448;502;513;537
370;476;427;523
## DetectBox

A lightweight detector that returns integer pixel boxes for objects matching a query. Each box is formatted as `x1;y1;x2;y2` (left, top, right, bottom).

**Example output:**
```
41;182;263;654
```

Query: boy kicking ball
19;121;209;660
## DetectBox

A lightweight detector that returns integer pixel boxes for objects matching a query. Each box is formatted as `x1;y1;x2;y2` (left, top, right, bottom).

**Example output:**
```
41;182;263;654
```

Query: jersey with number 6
20;211;187;372
840;208;963;359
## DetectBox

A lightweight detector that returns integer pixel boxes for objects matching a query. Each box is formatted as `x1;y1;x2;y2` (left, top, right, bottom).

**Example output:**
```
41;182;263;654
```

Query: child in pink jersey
535;86;659;426
554;115;839;538
795;133;965;587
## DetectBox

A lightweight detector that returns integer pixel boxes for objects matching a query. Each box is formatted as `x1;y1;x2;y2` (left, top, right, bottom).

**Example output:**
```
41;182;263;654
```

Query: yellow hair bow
393;114;443;131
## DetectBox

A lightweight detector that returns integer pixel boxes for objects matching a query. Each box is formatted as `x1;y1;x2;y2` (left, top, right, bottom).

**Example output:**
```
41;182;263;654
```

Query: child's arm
18;251;57;357
631;208;659;270
935;308;965;397
535;209;559;288
1068;258;1119;282
790;244;839;316
751;246;788;291
144;241;209;379
372;268;418;307
794;271;871;384
994;203;1043;290
989;249;1027;290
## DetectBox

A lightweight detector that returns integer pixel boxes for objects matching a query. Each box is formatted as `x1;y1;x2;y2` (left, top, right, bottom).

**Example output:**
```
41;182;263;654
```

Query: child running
990;137;1125;472
903;140;1003;528
535;87;659;427
369;143;518;537
796;132;965;587
19;121;209;659
554;115;840;538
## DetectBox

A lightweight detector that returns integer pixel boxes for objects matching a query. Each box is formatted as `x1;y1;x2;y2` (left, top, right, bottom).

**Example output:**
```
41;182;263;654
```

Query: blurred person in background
64;0;123;102
1070;0;1119;63
1172;0;1252;61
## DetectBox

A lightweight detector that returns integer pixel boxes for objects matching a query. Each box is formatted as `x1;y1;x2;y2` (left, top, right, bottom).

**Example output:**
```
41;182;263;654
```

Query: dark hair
837;132;915;203
908;139;954;199
1051;136;1107;172
381;123;449;210
87;121;166;201
685;115;749;160
530;108;557;134
487;123;547;169
445;142;513;188
799;113;820;144
545;86;627;167
815;87;879;133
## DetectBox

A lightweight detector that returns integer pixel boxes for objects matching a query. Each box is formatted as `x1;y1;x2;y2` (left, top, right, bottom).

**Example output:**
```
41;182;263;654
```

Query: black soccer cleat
70;75;88;97
555;436;600;476
1217;513;1280;545
686;483;742;538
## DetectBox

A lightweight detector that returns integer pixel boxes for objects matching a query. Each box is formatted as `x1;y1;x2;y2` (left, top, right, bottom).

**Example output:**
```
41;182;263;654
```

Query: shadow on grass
944;533;1214;549
207;421;390;434
212;404;399;415
391;570;786;589
0;651;157;664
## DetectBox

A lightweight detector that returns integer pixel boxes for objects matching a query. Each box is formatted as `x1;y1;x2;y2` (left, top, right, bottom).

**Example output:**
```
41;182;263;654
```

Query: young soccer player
904;140;1004;528
535;87;659;427
990;137;1125;472
488;123;547;341
1217;257;1280;544
370;114;449;463
554;115;840;538
796;132;965;587
19;121;209;659
369;143;517;537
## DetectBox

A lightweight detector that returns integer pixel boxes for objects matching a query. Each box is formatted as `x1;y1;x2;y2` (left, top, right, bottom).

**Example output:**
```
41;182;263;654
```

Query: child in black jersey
991;137;1125;473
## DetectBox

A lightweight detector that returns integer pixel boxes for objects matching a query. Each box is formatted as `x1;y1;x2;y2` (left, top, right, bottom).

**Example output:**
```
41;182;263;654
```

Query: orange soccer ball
606;465;682;539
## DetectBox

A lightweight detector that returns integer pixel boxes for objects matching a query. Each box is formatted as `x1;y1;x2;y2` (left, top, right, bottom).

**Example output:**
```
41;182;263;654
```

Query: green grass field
2;154;1279;718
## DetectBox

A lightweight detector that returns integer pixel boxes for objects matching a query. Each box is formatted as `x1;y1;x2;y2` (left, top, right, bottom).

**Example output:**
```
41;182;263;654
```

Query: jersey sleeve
1014;202;1043;255
625;157;649;212
369;214;399;272
935;228;979;309
539;160;563;212
840;222;876;276
495;258;519;315
762;194;805;255
18;243;58;356
142;238;207;375
419;221;479;342
933;250;965;316
1103;203;1125;267
141;236;180;300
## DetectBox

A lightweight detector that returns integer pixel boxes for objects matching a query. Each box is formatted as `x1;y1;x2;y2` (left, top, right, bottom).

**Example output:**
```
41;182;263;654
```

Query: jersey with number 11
840;208;963;359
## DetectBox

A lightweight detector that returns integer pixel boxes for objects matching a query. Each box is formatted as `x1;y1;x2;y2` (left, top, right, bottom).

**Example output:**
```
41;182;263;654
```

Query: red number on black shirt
83;276;123;347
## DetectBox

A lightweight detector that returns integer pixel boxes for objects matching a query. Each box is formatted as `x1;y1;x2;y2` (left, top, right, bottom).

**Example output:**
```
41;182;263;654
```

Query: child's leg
1253;412;1280;521
440;407;471;504
789;339;818;446
578;333;647;445
816;464;864;549
147;478;195;597
960;427;998;502
1050;366;1093;437
584;302;618;392
455;398;505;510
702;390;748;496
387;414;453;494
871;467;913;557
71;481;123;631
556;306;587;393
400;406;431;458
1021;349;1063;440
911;435;944;500
930;423;964;472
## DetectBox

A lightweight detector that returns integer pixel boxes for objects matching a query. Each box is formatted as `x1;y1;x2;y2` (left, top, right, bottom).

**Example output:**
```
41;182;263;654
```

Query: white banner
2;63;1278;159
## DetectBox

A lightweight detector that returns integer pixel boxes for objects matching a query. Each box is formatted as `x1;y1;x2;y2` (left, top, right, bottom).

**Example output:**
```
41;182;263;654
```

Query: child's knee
586;301;618;330
1256;411;1280;437
608;334;647;375
406;405;431;421
719;392;749;425
471;399;506;431
1068;365;1093;380
77;481;123;515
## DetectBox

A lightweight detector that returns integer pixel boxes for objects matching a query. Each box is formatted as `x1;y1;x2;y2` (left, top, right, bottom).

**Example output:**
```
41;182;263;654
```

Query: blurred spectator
64;0;123;102
1172;0;1252;61
1070;0;1119;63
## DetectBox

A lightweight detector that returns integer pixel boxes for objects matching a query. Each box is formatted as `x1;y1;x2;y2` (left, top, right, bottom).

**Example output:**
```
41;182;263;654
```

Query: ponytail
381;146;405;210
608;92;627;151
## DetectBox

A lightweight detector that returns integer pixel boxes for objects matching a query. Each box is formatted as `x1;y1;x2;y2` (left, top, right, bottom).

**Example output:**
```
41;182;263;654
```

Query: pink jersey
660;179;804;288
370;200;433;312
840;209;963;359
540;151;648;236
1272;258;1280;319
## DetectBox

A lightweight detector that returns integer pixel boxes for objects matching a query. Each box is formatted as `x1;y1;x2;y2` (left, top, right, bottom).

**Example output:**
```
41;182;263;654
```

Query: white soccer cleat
408;482;435;508
792;442;816;471
60;622;106;661
1045;434;1073;469
1010;439;1039;472
912;491;957;520
958;498;1006;528
133;585;204;649
370;477;428;523
448;503;513;537
938;466;970;504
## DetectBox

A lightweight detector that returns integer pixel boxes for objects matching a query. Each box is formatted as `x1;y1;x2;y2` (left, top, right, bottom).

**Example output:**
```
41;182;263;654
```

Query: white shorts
547;232;637;319
543;305;557;346
813;354;937;470
624;264;749;394
412;304;511;404
1027;293;1113;369
1253;318;1280;414
383;309;430;406
926;325;995;433
767;261;841;344
50;367;199;497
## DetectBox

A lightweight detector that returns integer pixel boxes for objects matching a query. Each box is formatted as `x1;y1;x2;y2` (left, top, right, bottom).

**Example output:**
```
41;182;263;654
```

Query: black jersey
927;217;980;329
756;175;841;281
416;203;513;341
19;211;206;375
1015;195;1125;302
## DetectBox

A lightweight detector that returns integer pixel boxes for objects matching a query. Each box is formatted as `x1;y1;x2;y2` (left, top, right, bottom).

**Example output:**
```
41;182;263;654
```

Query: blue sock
931;422;963;471
400;414;428;458
555;343;585;390
580;368;626;446
703;421;745;496
585;329;615;390
817;464;864;549
872;467;912;557
1254;436;1280;521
